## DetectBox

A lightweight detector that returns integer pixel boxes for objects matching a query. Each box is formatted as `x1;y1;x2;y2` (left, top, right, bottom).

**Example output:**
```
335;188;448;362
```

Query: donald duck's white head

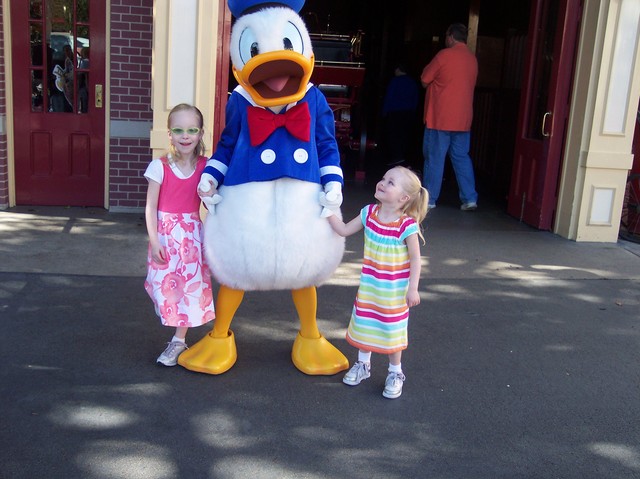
228;0;314;107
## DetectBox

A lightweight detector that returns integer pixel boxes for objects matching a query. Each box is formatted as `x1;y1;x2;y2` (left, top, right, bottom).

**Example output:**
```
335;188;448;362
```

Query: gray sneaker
343;361;371;386
156;341;188;366
382;371;406;399
460;202;477;211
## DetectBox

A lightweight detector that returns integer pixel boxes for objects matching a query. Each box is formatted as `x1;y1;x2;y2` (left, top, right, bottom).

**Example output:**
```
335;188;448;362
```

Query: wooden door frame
3;0;16;206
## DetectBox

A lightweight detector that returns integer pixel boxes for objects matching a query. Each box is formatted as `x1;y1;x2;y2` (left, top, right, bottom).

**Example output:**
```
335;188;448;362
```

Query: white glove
198;173;222;214
319;181;343;217
201;193;222;212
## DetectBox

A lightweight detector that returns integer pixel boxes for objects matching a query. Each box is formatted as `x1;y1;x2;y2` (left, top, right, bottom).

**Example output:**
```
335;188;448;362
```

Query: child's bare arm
327;214;363;237
145;180;167;264
405;233;421;307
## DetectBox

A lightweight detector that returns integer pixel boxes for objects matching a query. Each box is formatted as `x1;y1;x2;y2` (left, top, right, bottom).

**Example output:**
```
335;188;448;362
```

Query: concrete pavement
1;183;639;479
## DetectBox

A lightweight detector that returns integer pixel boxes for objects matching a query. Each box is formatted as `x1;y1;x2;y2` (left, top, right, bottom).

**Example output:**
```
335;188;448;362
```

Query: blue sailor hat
228;0;305;17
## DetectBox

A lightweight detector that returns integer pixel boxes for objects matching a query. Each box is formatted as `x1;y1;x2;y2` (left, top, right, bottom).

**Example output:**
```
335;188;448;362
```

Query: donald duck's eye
282;21;304;54
238;27;259;65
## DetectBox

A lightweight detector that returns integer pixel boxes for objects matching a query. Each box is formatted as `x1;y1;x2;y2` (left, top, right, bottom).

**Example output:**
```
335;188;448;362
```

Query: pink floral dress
144;156;215;327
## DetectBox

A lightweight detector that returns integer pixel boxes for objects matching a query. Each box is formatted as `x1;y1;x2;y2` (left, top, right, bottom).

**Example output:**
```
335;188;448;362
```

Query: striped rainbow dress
346;204;419;354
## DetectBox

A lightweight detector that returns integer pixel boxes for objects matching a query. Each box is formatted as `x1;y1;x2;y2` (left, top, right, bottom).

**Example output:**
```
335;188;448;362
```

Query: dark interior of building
224;1;533;206
297;0;532;206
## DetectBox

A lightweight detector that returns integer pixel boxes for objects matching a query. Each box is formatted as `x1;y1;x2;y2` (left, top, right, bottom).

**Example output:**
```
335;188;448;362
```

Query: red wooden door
507;0;582;229
11;0;106;206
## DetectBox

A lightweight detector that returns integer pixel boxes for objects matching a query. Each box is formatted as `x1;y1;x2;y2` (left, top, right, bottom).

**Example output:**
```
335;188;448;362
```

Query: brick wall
109;0;154;211
0;2;8;209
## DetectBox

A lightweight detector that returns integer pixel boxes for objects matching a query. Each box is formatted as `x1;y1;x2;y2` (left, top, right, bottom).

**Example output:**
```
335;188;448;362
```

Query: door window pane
30;23;44;66
76;24;90;63
77;25;90;114
31;70;45;112
76;24;89;42
47;0;75;113
30;1;43;20
50;0;73;32
31;0;91;113
78;72;89;113
77;0;89;22
49;35;74;112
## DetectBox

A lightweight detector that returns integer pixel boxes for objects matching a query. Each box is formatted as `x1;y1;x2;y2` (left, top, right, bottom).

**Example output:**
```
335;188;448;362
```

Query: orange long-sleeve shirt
421;42;478;132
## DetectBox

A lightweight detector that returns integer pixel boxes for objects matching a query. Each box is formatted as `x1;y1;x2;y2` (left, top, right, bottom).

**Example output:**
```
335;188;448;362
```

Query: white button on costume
261;149;276;164
293;148;308;164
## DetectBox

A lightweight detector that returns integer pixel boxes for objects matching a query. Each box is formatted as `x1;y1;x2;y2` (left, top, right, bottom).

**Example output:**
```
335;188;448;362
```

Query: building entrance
297;0;579;231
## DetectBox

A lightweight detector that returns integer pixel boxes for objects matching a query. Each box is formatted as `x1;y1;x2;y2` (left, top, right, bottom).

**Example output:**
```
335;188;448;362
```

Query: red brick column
109;0;154;211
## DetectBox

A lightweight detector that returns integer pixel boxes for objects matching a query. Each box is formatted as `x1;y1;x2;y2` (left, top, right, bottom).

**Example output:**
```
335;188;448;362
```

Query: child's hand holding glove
198;173;223;213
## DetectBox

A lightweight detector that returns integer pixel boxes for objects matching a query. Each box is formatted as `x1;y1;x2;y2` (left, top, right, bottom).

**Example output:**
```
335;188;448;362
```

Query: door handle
542;111;552;137
95;84;103;108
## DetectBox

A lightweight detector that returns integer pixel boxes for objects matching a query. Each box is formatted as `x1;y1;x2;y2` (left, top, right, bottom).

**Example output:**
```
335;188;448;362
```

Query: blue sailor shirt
203;85;343;188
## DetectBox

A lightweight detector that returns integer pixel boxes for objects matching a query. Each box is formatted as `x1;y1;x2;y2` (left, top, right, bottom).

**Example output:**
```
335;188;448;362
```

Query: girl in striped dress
327;166;428;398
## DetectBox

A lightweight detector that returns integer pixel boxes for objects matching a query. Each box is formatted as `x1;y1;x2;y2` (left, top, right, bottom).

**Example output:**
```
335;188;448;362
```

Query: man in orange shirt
421;23;478;211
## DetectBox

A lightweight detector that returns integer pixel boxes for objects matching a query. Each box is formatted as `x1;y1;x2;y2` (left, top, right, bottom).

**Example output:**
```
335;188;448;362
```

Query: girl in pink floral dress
144;104;215;366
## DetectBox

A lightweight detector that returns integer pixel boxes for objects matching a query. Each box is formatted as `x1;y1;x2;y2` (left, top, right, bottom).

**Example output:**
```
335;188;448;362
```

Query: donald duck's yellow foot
178;330;237;375
291;333;349;375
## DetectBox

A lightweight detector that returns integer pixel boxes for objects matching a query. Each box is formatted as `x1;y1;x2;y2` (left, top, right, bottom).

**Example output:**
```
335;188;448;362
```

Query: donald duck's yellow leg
291;286;349;375
178;285;243;374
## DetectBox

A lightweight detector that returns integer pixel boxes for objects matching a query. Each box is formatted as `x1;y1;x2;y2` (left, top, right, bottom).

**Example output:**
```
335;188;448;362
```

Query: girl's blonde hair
391;166;429;243
166;103;206;167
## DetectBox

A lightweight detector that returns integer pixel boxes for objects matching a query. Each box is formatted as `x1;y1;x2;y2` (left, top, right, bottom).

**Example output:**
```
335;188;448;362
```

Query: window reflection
77;25;89;45
77;0;89;22
30;23;44;66
77;24;90;113
78;57;89;113
51;42;74;112
29;0;43;20
32;70;44;112
31;0;90;113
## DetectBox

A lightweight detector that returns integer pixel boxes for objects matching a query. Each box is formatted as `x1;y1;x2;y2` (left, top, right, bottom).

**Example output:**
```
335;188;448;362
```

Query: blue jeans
422;128;478;205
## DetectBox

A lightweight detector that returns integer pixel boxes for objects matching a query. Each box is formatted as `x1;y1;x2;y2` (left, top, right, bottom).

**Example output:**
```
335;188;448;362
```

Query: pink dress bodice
157;156;206;213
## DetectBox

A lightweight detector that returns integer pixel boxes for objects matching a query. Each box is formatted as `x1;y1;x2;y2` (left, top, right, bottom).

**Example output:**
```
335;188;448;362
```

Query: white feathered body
204;178;344;291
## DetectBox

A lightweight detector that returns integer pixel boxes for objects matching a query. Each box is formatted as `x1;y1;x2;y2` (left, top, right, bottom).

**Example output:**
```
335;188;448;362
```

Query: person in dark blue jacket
382;63;419;167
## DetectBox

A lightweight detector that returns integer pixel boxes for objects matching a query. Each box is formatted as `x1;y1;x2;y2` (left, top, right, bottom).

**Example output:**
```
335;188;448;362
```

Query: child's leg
358;350;372;364
157;326;189;366
173;326;188;342
388;351;402;370
343;349;372;386
383;351;405;399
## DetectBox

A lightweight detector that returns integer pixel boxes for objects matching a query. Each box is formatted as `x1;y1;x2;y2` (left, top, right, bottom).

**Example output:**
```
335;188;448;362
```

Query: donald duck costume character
178;0;350;375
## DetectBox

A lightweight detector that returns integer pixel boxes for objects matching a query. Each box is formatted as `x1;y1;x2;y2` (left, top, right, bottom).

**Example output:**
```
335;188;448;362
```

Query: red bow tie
247;103;311;147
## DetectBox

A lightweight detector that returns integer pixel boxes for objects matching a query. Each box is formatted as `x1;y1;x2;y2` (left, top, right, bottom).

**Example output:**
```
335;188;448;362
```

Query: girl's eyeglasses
170;127;201;135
